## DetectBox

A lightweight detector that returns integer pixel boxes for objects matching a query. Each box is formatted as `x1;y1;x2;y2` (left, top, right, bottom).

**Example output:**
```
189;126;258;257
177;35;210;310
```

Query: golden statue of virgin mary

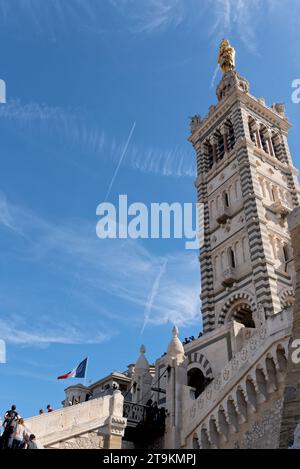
218;39;236;74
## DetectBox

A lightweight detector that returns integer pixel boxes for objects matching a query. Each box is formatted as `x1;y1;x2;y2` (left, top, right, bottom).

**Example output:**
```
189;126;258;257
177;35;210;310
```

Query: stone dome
135;344;150;371
167;326;185;361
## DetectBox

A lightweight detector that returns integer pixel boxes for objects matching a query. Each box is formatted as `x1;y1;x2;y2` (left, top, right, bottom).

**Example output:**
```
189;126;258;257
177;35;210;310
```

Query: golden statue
218;39;235;74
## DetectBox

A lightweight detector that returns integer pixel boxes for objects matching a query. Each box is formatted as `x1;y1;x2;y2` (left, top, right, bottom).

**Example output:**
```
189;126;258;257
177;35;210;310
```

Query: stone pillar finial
140;344;146;354
167;325;185;364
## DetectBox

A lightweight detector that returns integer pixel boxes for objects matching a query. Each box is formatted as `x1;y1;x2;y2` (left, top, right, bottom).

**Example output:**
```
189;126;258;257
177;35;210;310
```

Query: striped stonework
189;70;300;334
187;352;213;379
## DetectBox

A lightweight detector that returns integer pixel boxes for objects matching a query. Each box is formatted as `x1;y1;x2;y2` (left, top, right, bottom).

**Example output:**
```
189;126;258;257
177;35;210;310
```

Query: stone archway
280;288;295;309
218;291;256;327
187;353;213;399
187;352;213;380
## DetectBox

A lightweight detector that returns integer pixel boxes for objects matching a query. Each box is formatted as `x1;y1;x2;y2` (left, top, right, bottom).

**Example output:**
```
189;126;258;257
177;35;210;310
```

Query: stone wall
233;397;283;449
53;432;104;449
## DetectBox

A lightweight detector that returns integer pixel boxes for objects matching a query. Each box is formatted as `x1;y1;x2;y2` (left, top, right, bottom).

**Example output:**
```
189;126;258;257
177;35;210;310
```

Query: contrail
210;65;219;89
141;258;168;334
104;121;136;201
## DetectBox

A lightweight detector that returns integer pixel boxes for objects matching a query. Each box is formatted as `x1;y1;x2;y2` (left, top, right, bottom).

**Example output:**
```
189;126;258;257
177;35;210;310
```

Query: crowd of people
182;332;203;345
0;403;53;450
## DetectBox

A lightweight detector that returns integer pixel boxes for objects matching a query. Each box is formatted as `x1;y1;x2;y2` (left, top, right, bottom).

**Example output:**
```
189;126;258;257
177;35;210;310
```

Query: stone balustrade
25;390;126;449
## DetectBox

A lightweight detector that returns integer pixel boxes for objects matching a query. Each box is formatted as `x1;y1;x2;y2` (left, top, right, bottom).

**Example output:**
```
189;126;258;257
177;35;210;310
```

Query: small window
224;191;230;208
283;245;289;262
229;247;236;268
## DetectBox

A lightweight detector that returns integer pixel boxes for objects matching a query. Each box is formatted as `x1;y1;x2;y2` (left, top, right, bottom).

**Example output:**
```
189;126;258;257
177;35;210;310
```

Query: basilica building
24;41;300;449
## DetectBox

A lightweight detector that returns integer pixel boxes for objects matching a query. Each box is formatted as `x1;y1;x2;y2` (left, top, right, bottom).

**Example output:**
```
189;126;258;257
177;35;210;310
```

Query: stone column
252;122;262;149
209;135;217;164
279;207;300;447
220;124;228;153
265;129;275;157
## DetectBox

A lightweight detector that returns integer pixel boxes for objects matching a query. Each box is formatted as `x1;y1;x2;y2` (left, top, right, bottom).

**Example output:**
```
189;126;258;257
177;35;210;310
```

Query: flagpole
84;357;89;388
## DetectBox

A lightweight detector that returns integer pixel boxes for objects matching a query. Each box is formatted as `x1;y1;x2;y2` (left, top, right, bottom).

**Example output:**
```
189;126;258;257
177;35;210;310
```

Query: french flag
57;357;88;380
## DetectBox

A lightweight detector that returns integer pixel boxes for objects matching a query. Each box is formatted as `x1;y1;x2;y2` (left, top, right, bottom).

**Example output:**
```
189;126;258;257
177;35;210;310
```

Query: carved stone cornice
189;87;291;146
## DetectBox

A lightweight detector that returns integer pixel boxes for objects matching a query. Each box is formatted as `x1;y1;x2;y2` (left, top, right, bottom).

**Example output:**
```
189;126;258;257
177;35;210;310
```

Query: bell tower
189;40;300;333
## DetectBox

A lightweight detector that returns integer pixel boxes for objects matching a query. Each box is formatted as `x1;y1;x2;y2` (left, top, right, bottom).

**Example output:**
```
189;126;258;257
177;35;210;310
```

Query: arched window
230;303;255;328
228;247;236;268
227;120;235;150
187;368;210;399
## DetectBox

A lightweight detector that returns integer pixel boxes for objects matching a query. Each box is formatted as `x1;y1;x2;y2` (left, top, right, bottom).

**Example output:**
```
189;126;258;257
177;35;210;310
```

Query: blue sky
0;0;300;418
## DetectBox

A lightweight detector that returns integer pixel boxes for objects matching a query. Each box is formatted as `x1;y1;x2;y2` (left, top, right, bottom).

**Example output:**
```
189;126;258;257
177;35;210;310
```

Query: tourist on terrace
27;434;38;449
1;405;19;449
12;418;27;449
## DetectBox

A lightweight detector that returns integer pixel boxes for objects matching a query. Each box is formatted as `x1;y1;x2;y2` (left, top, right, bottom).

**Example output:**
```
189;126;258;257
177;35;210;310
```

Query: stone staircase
24;390;126;449
181;308;292;448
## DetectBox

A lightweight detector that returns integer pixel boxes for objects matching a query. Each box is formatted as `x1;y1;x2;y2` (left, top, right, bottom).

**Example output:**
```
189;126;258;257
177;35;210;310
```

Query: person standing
12;418;27;449
2;405;19;449
27;434;38;449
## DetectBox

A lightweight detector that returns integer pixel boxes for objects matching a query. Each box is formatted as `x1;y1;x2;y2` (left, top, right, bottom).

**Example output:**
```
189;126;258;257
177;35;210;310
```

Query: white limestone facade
155;48;300;449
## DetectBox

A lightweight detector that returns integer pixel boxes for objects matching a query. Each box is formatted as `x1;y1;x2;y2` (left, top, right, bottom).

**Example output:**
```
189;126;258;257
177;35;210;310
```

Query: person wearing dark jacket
1;405;19;449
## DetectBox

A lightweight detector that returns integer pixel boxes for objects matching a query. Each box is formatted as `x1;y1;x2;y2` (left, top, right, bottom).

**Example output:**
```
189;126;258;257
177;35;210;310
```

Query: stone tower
189;39;300;334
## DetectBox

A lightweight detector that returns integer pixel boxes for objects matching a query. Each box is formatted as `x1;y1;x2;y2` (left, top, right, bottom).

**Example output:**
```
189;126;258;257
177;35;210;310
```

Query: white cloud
110;0;185;33
0;0;106;36
0;99;195;178
0;316;112;347
0;192;18;231
0;196;201;337
0;0;289;48
110;0;285;55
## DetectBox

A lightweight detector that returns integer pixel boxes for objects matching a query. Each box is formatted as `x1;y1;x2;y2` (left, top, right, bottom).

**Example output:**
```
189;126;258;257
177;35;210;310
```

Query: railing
123;401;166;443
123;402;146;424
